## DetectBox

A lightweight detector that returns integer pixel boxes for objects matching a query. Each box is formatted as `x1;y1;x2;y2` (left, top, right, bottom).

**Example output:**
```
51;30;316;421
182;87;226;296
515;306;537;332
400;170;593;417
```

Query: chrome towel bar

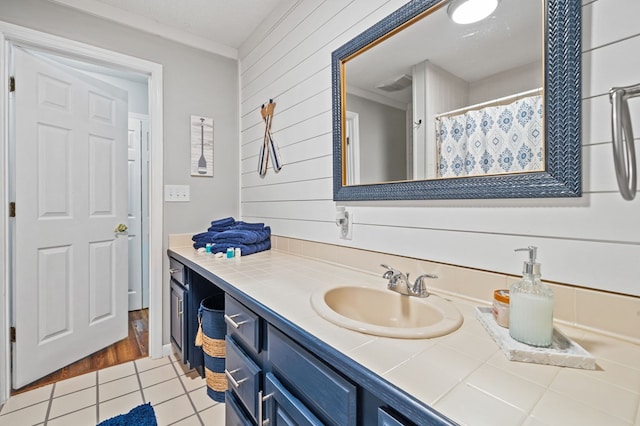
609;84;640;200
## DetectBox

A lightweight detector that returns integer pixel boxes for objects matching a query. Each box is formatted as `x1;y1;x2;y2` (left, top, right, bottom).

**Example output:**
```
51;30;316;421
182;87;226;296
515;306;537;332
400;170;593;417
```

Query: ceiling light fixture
447;0;500;25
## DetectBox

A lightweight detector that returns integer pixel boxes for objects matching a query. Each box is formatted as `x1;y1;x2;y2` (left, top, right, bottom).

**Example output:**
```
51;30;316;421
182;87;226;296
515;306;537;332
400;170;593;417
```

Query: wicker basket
198;294;226;402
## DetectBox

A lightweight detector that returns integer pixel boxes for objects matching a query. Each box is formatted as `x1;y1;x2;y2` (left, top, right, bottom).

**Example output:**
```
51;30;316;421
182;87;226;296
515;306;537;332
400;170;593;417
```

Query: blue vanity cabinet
167;251;456;426
267;325;357;425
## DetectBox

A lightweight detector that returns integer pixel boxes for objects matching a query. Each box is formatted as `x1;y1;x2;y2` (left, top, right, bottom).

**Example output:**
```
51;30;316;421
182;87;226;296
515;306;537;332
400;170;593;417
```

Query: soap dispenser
509;246;554;347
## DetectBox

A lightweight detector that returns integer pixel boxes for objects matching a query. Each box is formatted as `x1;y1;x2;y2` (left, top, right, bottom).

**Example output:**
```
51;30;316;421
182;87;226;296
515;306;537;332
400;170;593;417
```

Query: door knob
114;224;128;233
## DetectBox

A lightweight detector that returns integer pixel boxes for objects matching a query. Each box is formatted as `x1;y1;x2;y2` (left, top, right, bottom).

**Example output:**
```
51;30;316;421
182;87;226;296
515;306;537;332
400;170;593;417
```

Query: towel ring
609;84;640;200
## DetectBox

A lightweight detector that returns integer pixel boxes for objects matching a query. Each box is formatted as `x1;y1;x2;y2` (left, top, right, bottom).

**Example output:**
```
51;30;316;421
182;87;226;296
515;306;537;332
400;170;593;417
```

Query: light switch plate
165;185;190;202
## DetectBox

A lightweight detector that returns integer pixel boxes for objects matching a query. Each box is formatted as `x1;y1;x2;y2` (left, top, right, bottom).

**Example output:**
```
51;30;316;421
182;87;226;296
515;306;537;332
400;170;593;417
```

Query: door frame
0;21;164;404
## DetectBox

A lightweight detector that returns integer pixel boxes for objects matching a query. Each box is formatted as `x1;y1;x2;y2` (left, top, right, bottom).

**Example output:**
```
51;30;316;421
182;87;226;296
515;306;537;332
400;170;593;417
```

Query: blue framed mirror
332;0;581;200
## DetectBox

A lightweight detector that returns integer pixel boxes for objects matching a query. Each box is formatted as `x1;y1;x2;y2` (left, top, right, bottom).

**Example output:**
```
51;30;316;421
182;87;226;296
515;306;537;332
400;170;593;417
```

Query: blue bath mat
98;402;157;426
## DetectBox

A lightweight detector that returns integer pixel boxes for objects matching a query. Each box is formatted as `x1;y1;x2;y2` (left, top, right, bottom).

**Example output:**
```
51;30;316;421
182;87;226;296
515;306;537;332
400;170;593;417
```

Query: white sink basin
310;286;463;339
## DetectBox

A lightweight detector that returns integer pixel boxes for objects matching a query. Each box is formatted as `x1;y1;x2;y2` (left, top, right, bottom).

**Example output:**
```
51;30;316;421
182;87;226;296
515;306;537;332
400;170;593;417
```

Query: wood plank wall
238;0;640;297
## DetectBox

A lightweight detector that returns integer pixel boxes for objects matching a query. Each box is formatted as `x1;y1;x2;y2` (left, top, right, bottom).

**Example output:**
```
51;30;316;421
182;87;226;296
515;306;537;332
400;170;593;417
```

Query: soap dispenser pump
509;246;554;347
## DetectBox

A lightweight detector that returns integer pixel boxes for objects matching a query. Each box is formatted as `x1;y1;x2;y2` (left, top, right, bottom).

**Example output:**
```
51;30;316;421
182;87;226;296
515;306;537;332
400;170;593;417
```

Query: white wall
468;61;543;105
0;0;240;343
239;0;640;297
346;93;406;183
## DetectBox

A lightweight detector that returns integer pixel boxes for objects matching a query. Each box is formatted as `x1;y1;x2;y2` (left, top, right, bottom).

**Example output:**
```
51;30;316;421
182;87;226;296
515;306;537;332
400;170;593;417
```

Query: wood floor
12;309;149;395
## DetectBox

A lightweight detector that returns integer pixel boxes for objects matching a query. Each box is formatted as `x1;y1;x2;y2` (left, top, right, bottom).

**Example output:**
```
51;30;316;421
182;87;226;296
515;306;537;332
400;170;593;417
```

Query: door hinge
9;202;15;218
9;76;15;92
10;327;16;343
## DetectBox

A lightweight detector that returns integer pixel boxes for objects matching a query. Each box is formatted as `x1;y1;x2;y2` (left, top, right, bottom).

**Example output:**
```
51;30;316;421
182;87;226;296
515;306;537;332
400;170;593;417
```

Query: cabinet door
264;372;323;426
169;281;184;354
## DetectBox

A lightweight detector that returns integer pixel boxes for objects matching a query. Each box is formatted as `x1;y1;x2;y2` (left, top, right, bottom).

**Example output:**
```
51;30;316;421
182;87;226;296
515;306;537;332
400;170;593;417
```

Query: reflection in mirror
344;0;543;185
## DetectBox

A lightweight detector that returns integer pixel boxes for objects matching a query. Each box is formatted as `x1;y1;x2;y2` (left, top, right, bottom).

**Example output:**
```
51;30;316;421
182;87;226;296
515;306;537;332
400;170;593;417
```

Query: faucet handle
380;264;394;279
413;274;438;297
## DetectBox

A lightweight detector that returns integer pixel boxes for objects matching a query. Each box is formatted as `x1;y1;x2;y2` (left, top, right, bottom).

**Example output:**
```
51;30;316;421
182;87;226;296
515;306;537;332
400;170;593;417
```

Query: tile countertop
168;246;640;426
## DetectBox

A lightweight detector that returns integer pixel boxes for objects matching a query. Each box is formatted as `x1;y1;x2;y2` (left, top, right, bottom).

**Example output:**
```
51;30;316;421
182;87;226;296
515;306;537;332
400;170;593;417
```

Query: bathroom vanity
169;249;452;425
168;244;640;425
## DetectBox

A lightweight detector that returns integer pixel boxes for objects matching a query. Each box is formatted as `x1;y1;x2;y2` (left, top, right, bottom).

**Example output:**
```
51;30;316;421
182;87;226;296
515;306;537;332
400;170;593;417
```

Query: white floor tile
152;395;196;426
48;405;96;426
143;378;185;406
49;387;96;419
0;384;52;414
189;388;218;412
172;414;203;425
139;364;178;388
54;371;97;397
98;391;143;423
0;401;48;426
179;369;207;393
199;402;225;426
98;361;136;384
135;356;170;372
99;374;141;402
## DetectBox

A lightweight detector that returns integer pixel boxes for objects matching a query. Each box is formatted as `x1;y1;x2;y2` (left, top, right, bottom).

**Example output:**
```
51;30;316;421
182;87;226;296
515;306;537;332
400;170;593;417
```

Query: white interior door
11;46;129;388
127;117;142;311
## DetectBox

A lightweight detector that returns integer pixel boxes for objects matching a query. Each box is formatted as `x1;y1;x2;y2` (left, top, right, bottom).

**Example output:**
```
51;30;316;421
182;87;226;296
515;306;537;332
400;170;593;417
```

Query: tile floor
0;354;225;425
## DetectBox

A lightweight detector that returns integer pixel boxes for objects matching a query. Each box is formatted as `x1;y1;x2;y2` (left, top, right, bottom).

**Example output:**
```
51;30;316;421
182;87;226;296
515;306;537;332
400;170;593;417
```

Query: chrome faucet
380;264;437;298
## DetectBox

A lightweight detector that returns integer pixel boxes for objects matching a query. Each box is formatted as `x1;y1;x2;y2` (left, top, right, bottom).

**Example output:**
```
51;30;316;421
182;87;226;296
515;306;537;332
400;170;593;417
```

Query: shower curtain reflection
436;91;543;178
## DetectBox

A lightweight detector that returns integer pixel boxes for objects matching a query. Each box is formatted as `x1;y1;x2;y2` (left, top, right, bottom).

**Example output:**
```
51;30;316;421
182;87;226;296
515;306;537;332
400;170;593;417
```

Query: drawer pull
259;391;273;426
225;368;248;388
224;314;248;329
169;268;181;274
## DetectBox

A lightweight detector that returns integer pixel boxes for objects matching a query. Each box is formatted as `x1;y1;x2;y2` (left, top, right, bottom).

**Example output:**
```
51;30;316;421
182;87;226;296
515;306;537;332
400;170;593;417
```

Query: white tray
475;306;596;370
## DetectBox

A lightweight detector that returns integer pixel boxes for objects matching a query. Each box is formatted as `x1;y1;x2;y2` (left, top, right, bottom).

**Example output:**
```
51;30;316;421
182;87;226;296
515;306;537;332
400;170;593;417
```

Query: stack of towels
192;217;271;256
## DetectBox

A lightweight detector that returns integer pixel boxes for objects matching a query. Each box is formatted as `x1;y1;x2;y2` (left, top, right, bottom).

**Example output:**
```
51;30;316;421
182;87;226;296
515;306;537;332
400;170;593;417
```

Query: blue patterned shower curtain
437;95;543;178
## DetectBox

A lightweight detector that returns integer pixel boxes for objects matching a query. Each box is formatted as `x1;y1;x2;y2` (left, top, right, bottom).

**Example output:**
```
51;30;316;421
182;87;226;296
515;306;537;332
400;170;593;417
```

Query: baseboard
161;343;174;358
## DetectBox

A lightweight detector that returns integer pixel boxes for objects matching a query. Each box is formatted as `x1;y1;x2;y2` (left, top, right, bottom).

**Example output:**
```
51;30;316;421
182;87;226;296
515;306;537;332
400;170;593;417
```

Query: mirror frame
332;0;581;201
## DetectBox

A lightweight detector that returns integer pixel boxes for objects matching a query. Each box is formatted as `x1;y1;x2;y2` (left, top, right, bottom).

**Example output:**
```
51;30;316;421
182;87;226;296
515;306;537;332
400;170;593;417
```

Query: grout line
43;382;55;426
95;372;100;425
133;361;145;404
168;356;205;425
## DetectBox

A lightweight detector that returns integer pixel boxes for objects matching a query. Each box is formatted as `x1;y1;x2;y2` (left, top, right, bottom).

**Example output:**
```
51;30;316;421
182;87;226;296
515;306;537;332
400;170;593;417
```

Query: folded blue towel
211;217;235;227
193;218;270;254
212;227;270;245
232;221;265;231
192;231;221;241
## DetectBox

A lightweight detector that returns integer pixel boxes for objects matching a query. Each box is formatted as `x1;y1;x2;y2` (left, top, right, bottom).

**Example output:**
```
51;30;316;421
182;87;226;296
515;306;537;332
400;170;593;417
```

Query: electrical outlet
339;210;353;240
164;185;190;202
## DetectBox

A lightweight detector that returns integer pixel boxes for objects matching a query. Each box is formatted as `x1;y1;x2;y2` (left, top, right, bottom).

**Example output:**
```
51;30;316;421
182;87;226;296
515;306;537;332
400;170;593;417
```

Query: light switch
165;185;190;202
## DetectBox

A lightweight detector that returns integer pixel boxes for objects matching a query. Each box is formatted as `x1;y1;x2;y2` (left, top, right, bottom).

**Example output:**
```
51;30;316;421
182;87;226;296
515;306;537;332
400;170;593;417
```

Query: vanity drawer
268;325;357;426
225;295;261;353
225;390;253;426
226;336;262;422
378;407;413;426
169;257;186;285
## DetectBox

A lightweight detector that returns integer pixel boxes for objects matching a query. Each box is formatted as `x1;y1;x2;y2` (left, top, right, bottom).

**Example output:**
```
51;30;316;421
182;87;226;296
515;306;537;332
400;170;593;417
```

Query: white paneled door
11;47;129;388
